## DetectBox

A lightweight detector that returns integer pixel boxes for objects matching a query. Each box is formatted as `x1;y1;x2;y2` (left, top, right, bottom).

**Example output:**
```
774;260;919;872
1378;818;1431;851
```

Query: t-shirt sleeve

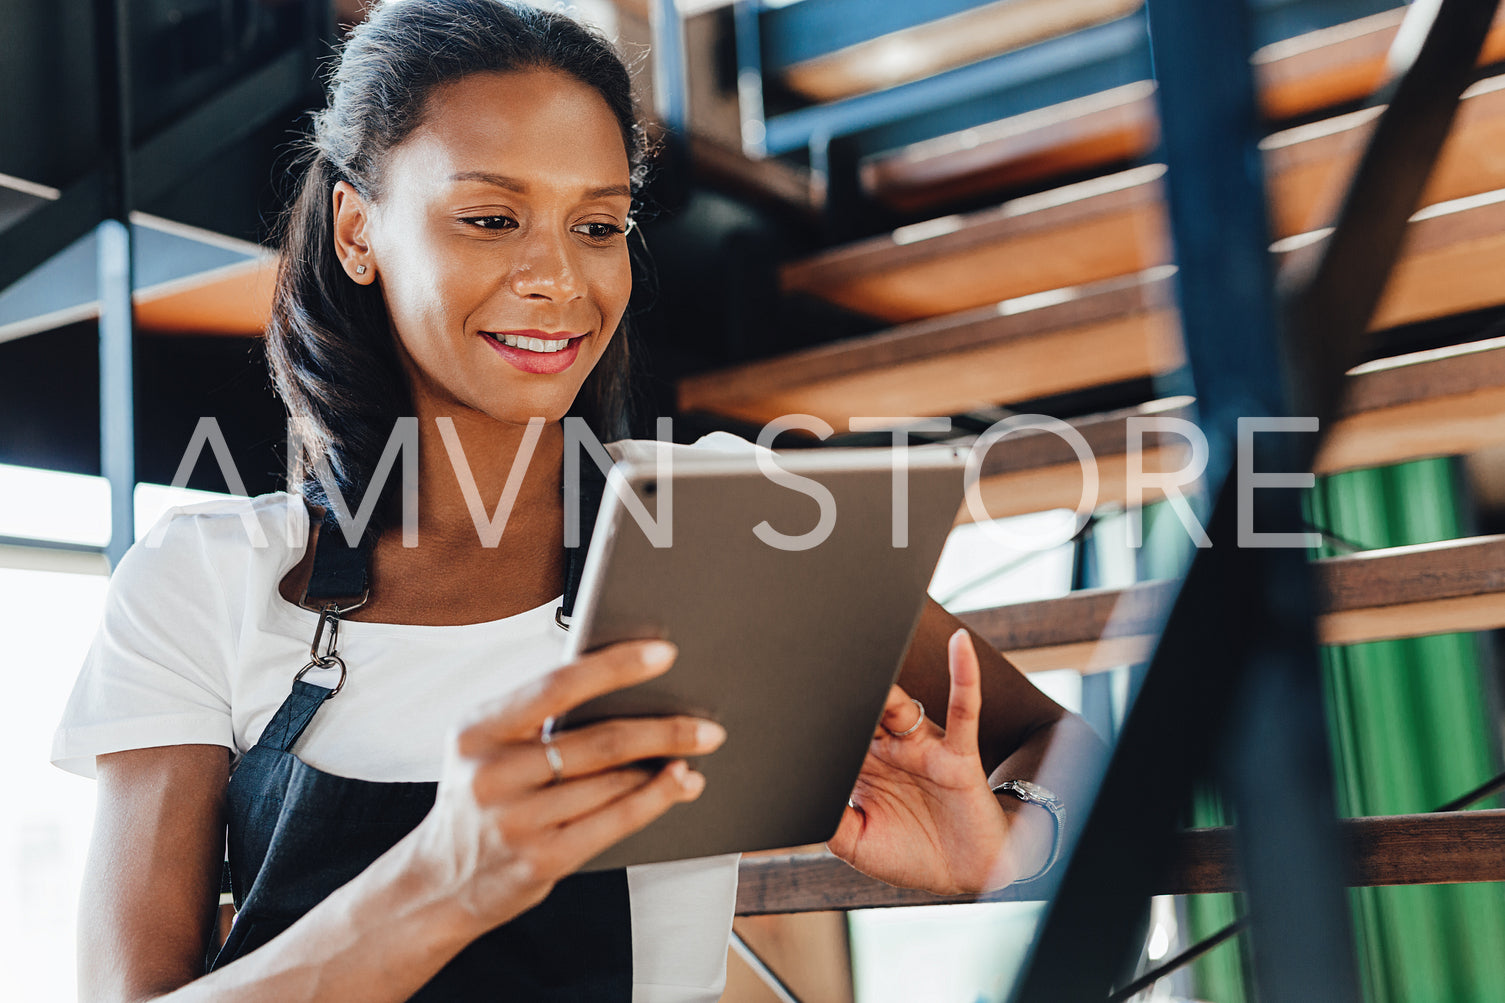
51;506;240;778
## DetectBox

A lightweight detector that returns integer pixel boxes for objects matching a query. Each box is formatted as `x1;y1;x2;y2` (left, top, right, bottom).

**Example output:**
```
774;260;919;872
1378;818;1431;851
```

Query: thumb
826;802;864;860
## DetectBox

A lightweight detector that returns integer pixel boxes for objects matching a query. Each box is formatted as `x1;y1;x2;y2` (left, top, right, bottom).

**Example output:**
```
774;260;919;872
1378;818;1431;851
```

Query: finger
547;716;726;782
878;684;928;739
825;802;864;860
549;759;706;871
943;628;982;755
475;715;725;794
458;640;677;751
523;765;659;828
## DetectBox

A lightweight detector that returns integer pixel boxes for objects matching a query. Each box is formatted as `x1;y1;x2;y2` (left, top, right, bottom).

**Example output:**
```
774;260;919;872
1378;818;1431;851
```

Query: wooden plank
781;1;1505;111
790;75;1505;323
1265;76;1505;245
780;0;1142;104
957;535;1505;674
735;811;1505;913
1369;191;1505;330
1316;534;1505;644
133;255;277;335
736;850;1047;914
961;580;1169;674
1162;810;1505;896
960;336;1505;521
1316;335;1505;473
862;9;1505;216
782;164;1170;323
704;184;1505;435
681;268;1181;428
961;397;1195;522
1253;6;1505;123
862;82;1159;214
683;332;1505;532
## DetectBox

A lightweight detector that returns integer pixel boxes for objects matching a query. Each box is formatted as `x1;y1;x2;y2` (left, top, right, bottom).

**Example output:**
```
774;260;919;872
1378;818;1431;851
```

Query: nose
507;225;584;301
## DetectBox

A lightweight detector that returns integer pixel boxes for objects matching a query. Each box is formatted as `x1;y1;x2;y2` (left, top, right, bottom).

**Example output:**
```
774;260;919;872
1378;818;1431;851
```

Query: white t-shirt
51;431;762;1003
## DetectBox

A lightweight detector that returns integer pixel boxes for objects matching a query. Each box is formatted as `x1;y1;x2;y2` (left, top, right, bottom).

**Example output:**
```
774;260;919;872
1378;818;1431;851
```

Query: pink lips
480;329;586;375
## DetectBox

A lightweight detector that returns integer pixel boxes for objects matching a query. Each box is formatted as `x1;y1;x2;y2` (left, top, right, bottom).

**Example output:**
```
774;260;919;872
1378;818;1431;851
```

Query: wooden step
1256;6;1505;122
133;255;277;335
789;72;1505;323
784;164;1169;323
696;183;1505;432
958;335;1505;521
1318;336;1505;474
734;810;1505;914
963;396;1193;523
862;81;1159;214
1266;76;1505;241
959;535;1505;674
1163;809;1505;896
682;267;1180;429
780;0;1142;105
863;6;1505;214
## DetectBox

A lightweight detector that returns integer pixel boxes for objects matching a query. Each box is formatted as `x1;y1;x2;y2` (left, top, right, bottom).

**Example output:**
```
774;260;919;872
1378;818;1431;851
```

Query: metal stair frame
1009;0;1500;1000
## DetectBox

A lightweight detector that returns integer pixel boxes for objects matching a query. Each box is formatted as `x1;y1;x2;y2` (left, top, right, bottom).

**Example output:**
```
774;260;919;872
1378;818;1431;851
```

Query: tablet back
561;444;968;870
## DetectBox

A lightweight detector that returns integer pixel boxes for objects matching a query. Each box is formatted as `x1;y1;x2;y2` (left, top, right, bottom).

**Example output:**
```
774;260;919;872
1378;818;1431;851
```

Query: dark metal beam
1010;0;1311;998
96;0;135;570
0;175;106;296
132;48;309;208
1008;0;1500;999
1;46;309;299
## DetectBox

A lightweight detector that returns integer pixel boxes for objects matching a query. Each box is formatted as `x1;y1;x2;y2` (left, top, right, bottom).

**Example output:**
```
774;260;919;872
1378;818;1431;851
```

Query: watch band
992;779;1065;884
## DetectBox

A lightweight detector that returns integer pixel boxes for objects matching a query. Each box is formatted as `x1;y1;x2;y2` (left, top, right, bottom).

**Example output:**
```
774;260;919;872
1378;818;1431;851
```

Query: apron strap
302;505;370;606
257;680;336;753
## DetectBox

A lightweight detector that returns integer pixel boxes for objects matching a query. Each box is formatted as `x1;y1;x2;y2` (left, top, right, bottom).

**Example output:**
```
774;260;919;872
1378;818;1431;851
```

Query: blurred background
6;0;1505;1000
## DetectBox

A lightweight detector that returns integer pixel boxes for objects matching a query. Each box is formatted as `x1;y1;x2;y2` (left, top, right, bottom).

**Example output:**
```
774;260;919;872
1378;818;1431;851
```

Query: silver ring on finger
883;698;925;738
541;733;566;785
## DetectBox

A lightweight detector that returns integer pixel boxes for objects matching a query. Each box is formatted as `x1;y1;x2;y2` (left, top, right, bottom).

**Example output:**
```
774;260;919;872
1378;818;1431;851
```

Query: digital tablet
555;442;968;870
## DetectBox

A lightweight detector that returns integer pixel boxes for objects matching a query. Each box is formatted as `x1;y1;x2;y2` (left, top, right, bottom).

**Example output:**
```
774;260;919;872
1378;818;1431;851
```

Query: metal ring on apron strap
295;654;348;696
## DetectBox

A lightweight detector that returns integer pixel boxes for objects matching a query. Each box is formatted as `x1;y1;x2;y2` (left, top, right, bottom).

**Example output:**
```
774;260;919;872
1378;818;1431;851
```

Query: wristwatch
992;779;1065;883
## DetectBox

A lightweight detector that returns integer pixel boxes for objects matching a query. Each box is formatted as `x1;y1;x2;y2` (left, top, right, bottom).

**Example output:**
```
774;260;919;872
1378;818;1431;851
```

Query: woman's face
333;68;633;428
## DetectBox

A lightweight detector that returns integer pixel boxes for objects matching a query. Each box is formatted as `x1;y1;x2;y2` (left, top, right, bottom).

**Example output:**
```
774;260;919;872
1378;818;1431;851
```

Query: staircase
680;1;1505;999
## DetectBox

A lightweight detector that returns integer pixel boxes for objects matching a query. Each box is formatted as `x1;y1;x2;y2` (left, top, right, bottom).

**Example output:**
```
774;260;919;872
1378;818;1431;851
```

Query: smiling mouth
484;332;581;353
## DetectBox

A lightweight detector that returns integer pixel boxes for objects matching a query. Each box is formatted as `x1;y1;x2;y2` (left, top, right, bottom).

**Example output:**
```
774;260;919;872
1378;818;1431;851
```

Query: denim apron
208;467;630;999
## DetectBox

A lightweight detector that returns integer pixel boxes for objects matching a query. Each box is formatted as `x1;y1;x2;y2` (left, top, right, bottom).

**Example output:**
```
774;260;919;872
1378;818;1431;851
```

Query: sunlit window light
0;463;239;550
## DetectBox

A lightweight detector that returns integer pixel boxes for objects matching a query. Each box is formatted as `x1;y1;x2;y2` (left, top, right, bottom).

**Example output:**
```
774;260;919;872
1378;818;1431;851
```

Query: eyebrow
448;170;631;201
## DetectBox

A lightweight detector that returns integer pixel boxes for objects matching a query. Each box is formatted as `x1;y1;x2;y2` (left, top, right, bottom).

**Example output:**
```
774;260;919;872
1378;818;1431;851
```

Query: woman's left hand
826;629;1022;895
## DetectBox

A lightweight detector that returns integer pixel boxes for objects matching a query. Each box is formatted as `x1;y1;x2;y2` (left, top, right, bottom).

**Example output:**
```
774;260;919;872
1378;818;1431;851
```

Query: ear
332;180;377;284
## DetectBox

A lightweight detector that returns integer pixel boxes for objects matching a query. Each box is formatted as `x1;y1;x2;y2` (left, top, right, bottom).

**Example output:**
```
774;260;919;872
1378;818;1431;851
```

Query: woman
52;2;1102;999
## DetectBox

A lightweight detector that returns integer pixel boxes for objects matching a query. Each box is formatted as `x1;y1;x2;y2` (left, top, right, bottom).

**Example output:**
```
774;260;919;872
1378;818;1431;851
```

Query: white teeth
496;333;570;352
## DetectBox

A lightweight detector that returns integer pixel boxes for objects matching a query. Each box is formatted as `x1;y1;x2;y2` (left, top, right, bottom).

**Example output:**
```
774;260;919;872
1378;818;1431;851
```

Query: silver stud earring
355;264;368;275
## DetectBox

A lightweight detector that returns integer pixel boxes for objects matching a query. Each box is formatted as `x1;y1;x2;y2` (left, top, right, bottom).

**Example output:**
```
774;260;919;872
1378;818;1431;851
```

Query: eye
460;215;517;231
572;220;630;243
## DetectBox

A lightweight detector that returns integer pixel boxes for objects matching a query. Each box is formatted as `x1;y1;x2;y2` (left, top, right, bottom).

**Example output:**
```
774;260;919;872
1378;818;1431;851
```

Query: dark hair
267;0;646;536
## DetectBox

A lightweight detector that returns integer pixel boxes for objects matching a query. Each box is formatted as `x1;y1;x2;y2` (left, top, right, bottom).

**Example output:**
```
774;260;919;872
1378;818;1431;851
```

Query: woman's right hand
403;639;723;937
